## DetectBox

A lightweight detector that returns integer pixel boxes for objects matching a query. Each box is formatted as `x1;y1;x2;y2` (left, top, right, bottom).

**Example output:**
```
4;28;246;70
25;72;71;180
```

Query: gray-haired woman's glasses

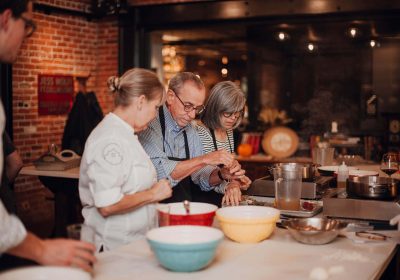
172;90;205;115
20;16;37;38
222;110;244;118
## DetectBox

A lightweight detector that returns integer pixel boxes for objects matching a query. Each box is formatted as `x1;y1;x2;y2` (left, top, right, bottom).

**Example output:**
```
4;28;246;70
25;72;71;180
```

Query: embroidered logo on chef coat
103;143;123;165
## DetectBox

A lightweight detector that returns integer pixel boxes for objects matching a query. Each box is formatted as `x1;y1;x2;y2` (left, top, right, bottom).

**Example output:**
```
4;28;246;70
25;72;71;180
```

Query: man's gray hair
168;72;204;95
201;81;246;130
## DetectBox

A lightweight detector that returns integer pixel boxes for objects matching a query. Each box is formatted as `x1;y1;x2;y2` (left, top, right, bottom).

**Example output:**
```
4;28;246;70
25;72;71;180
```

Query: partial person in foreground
197;81;252;206
79;68;172;252
0;0;96;272
139;72;245;206
0;132;24;214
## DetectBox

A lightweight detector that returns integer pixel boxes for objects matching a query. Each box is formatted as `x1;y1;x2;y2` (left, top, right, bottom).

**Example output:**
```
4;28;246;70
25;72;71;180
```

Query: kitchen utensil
334;169;379;178
243;195;323;218
146;225;223;272
261;126;299;158
269;163;316;180
317;165;358;176
380;153;399;178
183;200;190;215
273;165;303;210
157;202;217;227
355;231;389;241
347;176;399;199
282;217;346;245
312;147;335;166
216;206;280;243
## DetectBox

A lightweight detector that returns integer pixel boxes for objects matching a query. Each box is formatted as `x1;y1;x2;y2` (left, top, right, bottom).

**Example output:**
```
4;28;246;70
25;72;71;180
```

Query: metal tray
242;195;323;218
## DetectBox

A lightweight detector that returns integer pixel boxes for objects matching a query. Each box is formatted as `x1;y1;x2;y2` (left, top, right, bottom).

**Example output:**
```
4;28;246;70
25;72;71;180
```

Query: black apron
159;107;194;203
190;129;234;207
191;129;233;207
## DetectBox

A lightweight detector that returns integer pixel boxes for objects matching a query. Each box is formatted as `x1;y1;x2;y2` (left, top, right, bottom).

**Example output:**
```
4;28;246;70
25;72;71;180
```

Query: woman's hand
203;149;234;167
150;179;172;202
37;239;97;273
237;175;252;190
220;160;245;180
222;182;242;206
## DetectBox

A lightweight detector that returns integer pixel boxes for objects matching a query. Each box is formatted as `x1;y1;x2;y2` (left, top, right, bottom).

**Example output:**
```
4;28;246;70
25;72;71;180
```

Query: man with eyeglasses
139;72;244;205
0;0;96;272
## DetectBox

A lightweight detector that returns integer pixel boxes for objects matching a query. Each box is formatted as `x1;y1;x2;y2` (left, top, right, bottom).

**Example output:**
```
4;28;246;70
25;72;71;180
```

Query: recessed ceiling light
349;27;358;38
370;40;377;48
307;43;315;52
277;32;289;41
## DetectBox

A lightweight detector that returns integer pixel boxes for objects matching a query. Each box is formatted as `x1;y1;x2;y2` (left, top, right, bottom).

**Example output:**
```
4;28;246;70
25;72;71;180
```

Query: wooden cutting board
262;126;299;158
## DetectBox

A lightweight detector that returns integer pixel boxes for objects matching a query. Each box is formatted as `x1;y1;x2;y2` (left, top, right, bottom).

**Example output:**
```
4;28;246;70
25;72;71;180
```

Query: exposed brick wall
94;20;118;112
36;0;92;11
12;0;118;230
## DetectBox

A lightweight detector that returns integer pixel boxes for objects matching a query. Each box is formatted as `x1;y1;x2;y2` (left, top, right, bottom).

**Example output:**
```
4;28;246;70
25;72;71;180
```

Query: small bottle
337;161;349;189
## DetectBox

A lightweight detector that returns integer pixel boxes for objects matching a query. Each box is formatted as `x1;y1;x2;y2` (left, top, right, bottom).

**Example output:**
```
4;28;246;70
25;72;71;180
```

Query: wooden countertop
94;227;398;280
19;164;79;179
236;154;312;163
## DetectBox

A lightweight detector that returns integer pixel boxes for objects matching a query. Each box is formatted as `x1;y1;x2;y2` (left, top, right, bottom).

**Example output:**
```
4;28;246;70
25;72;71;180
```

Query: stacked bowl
157;202;217;226
148;202;221;272
146;225;223;272
216;206;280;243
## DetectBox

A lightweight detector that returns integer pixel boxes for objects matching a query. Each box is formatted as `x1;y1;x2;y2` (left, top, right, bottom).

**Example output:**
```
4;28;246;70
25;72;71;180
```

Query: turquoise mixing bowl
146;225;223;272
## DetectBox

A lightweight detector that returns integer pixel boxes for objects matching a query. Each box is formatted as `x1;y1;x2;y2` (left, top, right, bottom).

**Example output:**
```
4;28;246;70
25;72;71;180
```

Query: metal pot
269;163;316;180
347;176;399;199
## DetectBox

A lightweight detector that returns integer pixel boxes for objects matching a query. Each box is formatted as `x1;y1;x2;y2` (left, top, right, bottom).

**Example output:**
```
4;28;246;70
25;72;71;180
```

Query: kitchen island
94;227;398;280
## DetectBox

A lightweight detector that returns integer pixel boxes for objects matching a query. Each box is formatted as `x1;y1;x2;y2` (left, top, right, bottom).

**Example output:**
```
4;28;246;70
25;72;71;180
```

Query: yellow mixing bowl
216;206;280;243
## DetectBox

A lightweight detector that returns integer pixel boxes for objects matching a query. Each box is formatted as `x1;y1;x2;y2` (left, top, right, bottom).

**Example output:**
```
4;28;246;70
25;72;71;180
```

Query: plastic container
337;161;349;189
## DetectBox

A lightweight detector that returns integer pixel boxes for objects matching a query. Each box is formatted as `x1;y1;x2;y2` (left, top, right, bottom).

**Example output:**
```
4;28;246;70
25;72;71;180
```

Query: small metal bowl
282;217;346;245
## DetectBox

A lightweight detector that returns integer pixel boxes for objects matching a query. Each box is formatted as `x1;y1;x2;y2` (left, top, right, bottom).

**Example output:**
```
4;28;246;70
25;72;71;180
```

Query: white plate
0;266;91;280
318;165;358;173
335;169;379;177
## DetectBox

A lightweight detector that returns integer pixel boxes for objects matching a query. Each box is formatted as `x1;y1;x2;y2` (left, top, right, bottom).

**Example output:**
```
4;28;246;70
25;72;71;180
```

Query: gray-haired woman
79;68;172;251
197;81;251;206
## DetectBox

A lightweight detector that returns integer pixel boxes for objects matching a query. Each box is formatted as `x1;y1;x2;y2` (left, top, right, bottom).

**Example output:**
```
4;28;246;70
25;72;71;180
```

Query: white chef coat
79;113;157;251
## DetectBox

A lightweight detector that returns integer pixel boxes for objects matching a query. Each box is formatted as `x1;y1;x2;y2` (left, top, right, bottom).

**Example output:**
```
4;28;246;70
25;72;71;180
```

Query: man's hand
220;160;245;181
37;239;97;273
203;149;234;167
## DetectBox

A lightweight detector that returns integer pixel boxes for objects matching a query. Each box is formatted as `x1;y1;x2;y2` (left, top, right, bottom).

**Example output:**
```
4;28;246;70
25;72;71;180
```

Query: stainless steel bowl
282;217;346;245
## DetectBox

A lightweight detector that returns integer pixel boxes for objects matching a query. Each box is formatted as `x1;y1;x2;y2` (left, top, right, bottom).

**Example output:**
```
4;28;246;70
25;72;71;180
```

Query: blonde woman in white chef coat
79;68;172;252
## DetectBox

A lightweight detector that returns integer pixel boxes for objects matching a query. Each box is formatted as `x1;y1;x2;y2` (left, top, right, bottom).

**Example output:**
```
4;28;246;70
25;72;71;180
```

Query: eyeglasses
222;110;244;119
20;16;37;38
172;90;205;115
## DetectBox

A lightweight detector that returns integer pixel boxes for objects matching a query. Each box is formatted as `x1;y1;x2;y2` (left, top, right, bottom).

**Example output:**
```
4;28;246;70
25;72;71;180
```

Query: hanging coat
62;91;103;155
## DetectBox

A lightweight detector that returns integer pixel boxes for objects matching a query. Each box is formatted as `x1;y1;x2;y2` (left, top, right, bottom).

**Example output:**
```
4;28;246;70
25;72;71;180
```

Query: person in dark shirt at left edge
0;132;23;214
0;0;96;272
